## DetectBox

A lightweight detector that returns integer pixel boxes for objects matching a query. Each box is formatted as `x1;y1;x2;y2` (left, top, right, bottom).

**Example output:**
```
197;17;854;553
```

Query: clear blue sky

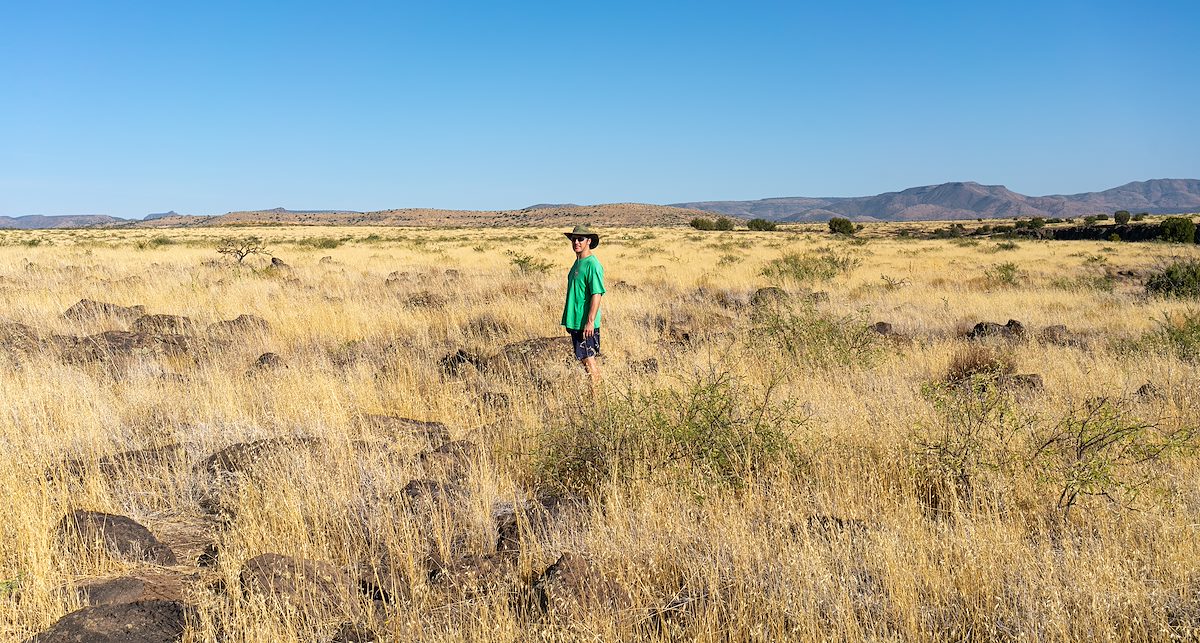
2;1;1197;217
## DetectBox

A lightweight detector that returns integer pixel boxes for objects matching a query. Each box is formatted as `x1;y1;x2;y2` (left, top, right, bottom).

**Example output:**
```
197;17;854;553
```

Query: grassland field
1;222;1199;642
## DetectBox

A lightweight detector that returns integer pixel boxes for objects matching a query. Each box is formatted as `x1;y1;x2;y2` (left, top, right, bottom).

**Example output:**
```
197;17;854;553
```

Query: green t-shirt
561;254;606;330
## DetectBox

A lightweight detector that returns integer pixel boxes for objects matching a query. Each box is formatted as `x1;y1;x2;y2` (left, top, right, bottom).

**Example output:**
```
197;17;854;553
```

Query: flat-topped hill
134;203;714;228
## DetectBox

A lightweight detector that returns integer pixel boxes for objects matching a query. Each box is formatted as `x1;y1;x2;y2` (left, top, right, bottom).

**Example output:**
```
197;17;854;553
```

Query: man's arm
582;293;602;337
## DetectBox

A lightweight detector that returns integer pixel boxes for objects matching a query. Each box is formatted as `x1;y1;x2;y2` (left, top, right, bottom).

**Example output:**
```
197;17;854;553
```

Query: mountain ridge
672;179;1200;222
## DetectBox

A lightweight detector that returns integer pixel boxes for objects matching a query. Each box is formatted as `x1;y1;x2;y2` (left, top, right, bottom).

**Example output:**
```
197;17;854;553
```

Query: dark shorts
567;328;601;360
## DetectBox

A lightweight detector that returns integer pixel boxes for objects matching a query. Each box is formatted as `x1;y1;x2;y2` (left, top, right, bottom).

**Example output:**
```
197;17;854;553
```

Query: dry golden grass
1;224;1199;641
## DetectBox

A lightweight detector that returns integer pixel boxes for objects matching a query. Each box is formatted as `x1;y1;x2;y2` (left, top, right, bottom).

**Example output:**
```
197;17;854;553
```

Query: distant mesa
0;214;128;229
522;203;581;211
143;210;181;221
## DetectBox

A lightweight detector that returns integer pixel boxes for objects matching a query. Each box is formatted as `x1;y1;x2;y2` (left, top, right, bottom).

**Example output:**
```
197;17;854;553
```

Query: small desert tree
1114;210;1131;225
690;217;715;231
216;236;268;263
828;217;855;235
714;216;735;231
748;218;778;231
1159;217;1197;244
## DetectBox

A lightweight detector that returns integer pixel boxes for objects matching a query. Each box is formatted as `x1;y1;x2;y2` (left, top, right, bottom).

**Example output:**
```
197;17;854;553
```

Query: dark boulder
356;414;450;448
967;319;1025;340
62;299;147;324
25;600;194;643
239;553;357;614
131;315;198;335
439;348;484;376
56;510;177;565
750;287;789;308
75;573;184;607
534;553;631;620
206;314;270;337
871;321;894;335
248;352;285;373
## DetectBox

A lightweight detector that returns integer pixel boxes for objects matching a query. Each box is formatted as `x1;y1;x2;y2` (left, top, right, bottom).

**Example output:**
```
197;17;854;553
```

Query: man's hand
582;325;595;339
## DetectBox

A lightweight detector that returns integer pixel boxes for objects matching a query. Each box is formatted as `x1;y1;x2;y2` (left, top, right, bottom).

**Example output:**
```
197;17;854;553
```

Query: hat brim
563;233;600;248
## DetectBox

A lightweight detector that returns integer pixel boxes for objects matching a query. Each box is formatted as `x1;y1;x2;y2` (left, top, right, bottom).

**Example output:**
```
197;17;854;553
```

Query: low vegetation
1;224;1199;641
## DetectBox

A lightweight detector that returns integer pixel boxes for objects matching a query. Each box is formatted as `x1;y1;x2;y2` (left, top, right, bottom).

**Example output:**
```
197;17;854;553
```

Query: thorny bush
531;369;802;496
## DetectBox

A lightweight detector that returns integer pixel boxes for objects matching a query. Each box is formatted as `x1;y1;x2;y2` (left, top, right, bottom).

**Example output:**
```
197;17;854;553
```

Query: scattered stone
319;256;335;264
384;271;409;286
494;505;521;555
56;510;177;565
357;415;450;448
871;321;894;335
750;287;789;308
429;552;519;599
131;315;198;335
649;587;709;635
200;437;324;478
439;348;484;376
248;352;285;373
269;257;290;270
405;291;447;308
805;514;870;536
62;331;194;365
25;600;194;643
331;621;377;643
418;440;481;476
55;443;188;480
62;299;147;324
477;391;510;410
1136;381;1162;399
197;543;220;568
804;291;830;304
1000;373;1044;392
399;479;467;511
631;357;659;375
75;573;184;607
967;319;1025;341
0;322;43;353
206;314;270;337
239;553;357;614
464;314;509;338
444;269;460;279
534;553;632;621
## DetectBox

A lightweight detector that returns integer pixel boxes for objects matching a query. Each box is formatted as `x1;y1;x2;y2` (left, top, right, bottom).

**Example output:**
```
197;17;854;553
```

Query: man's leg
581;356;601;386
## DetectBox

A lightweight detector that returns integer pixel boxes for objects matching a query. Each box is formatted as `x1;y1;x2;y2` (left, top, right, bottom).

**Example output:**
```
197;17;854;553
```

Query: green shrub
828;217;855;235
1137;310;1200;360
1097;214;1109;221
747;218;777;231
530;370;800;494
761;251;860;284
1159;217;1197;243
1083;215;1099;225
991;241;1019;252
714;216;735;231
984;262;1022;287
295;236;343;249
506;251;553;275
751;304;883;369
1114;210;1131;224
690;217;715;231
1029;399;1193;515
1133;213;1148;221
1145;259;1200;298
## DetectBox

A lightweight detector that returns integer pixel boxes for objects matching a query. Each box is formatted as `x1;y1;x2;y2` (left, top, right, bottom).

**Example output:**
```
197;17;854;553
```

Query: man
561;224;605;385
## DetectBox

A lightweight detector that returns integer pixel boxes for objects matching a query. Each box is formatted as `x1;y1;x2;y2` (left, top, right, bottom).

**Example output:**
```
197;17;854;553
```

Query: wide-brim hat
563;224;600;248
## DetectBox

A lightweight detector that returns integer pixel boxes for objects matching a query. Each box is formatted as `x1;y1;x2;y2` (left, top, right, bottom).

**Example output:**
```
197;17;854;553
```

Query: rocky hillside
674;179;1200;222
0;214;128;229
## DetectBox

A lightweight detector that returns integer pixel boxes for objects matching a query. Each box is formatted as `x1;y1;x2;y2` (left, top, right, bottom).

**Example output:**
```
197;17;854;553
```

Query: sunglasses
569;236;589;243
